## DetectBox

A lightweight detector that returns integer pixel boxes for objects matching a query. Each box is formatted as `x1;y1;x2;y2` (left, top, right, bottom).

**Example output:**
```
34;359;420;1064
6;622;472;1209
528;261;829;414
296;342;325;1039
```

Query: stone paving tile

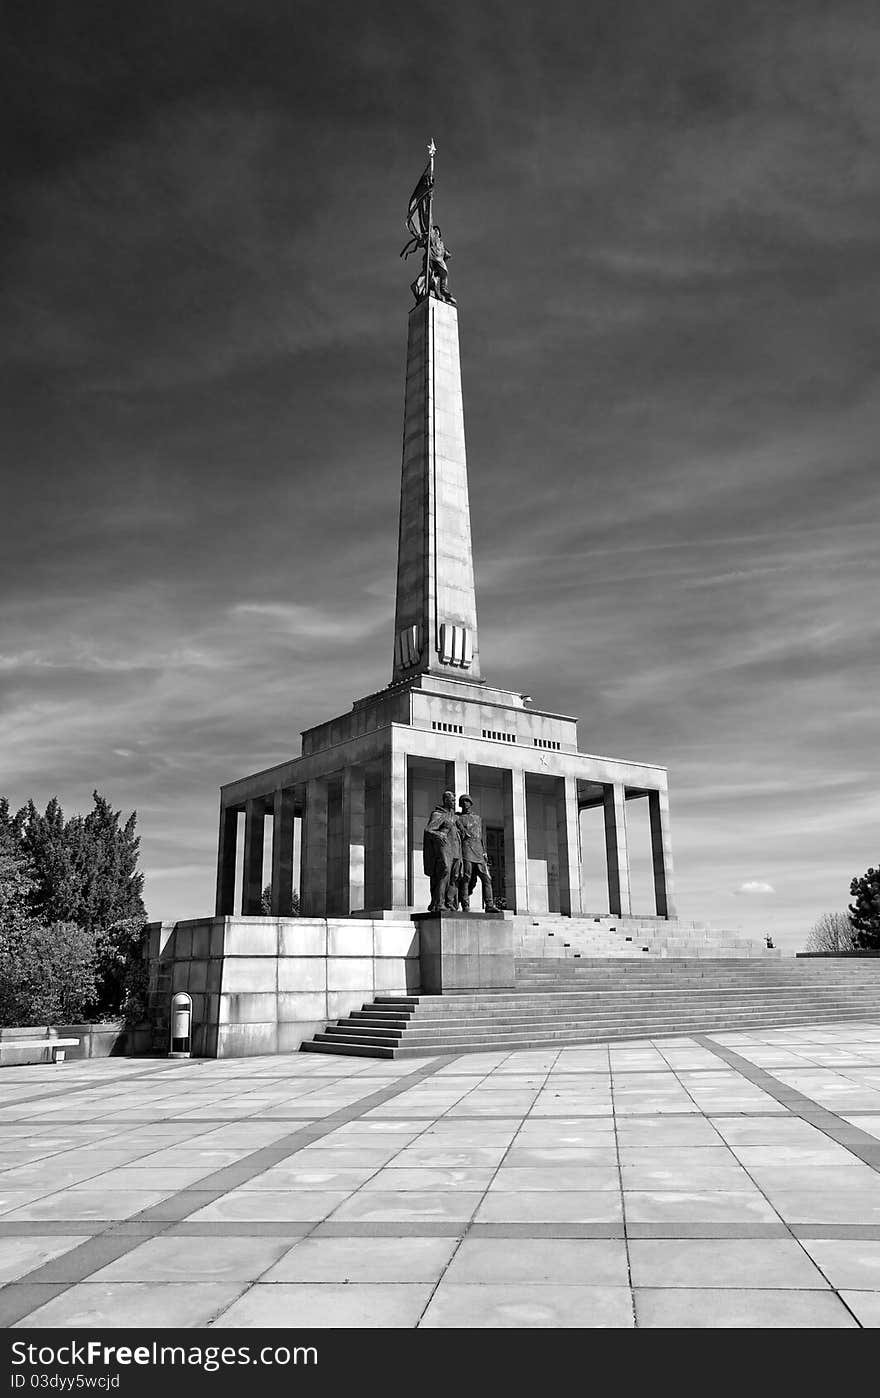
328;1191;483;1224
799;1238;880;1290
213;1282;434;1328
620;1162;752;1191
475;1192;623;1224
419;1283;635;1328
489;1165;621;1192
623;1191;780;1224
442;1237;629;1286
0;1237;92;1285
388;1146;508;1168
711;1118;842;1146
614;1118;722;1147
839;1290;880;1326
415;1124;521;1145
14;1282;249;1329
85;1236;292;1283
361;1167;496;1192
627;1239;828;1289
633;1286;858;1328
187;1190;354;1223
0;1188;69;1215
763;1191;880;1225
64;1166;223;1190
238;1167;377;1191
511;1121;615;1144
3;1190;174;1222
262;1236;458;1282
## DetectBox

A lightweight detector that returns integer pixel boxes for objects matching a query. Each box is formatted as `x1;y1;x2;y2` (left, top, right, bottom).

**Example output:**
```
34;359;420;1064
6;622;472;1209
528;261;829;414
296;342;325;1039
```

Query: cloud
734;881;776;896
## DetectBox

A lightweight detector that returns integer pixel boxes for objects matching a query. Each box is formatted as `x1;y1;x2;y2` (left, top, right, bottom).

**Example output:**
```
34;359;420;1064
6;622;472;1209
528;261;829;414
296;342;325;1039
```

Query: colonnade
215;759;676;921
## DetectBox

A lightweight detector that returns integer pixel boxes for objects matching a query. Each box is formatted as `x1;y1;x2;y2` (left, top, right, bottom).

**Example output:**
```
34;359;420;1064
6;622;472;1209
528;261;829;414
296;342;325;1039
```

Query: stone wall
145;916;420;1058
0;1022;151;1065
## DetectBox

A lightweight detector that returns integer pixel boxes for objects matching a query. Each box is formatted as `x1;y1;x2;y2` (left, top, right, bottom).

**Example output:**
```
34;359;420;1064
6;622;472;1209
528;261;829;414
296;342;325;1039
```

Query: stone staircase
301;957;880;1057
513;914;779;960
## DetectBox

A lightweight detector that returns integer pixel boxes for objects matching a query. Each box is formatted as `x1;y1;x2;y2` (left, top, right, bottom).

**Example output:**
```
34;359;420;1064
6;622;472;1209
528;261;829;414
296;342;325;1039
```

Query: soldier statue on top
400;140;456;306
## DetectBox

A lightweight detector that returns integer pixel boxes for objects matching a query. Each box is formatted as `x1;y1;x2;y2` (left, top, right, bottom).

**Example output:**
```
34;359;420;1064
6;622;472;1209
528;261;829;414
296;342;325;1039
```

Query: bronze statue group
422;791;498;914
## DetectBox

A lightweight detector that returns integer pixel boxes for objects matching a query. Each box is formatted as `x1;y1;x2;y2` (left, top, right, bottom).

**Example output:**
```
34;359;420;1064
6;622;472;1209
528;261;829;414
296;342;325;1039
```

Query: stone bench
0;1038;80;1065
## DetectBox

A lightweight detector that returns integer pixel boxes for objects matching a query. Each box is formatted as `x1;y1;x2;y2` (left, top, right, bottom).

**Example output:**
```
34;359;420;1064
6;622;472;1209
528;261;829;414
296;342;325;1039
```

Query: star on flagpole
427;138;436;158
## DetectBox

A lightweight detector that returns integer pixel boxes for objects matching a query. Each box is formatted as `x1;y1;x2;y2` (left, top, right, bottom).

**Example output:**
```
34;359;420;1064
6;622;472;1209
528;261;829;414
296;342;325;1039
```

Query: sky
2;0;878;952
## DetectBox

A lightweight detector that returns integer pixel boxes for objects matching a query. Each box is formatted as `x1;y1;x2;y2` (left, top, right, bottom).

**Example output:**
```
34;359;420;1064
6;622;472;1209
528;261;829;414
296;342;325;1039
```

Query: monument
213;144;675;928
144;146;678;1056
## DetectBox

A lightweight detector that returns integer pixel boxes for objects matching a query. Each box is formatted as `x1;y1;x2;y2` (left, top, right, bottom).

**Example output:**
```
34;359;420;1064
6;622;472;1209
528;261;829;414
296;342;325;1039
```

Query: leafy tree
805;911;857;954
849;865;880;950
0;791;148;1024
95;915;148;1019
0;920;98;1026
0;814;34;939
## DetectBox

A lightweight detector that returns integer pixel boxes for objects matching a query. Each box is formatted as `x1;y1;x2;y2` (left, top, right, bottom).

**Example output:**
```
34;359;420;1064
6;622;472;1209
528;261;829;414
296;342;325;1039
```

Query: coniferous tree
849;865;880;951
20;792;145;933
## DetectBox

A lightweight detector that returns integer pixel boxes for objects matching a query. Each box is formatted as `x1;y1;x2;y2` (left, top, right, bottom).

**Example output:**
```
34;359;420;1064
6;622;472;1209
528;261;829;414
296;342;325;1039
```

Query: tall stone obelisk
391;156;481;685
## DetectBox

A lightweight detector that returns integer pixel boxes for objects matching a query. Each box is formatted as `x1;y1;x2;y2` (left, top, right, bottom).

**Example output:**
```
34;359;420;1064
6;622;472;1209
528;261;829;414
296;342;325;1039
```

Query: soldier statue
422;790;462;912
401;143;457;305
428;225;455;303
456;795;497;912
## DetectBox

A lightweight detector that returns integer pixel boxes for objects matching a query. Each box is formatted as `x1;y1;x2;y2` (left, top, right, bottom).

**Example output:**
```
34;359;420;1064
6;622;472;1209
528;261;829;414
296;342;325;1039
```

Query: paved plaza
2;1023;880;1328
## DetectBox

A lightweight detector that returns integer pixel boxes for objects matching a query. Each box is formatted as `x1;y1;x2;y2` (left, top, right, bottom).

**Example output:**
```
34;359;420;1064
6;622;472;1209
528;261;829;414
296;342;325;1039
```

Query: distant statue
400;141;456;305
456;795;497;912
422;790;462;912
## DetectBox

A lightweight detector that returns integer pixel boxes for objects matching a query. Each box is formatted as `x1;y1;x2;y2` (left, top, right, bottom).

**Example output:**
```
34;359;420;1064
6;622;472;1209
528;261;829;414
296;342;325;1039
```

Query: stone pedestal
414;911;515;993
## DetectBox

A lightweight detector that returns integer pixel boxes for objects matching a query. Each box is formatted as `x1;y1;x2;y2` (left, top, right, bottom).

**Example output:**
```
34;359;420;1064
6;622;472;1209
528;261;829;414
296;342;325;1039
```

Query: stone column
505;768;529;914
270;788;296;916
557;776;583;917
604;783;632;917
300;779;328;917
342;765;366;914
215;804;238;915
648;789;677;919
382;747;408;910
241;798;265;916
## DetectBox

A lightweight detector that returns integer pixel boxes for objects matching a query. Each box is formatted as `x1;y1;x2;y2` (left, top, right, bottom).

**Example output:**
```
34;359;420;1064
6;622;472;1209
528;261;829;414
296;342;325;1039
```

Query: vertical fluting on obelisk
392;147;481;685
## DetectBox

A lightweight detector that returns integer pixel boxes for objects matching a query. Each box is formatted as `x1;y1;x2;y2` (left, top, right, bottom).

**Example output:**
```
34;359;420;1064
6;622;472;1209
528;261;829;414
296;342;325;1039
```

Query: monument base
413;910;515;993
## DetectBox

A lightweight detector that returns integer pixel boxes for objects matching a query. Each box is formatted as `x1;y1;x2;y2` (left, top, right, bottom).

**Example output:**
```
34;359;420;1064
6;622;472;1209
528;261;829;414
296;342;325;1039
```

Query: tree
0;815;34;940
95;916;148;1019
0;920;98;1025
19;792;145;933
1;791;148;1023
805;911;857;954
849;865;880;950
260;884;300;915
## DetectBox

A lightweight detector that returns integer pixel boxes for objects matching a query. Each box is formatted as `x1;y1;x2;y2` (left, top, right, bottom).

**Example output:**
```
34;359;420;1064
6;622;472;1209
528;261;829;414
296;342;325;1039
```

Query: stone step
303;1006;878;1057
360;986;880;1013
301;951;880;1056
381;979;880;1003
336;994;880;1031
345;999;880;1029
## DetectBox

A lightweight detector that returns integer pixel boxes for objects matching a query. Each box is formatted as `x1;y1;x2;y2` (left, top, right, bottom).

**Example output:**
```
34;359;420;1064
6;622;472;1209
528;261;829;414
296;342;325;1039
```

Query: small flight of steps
514;914;779;960
300;957;880;1057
